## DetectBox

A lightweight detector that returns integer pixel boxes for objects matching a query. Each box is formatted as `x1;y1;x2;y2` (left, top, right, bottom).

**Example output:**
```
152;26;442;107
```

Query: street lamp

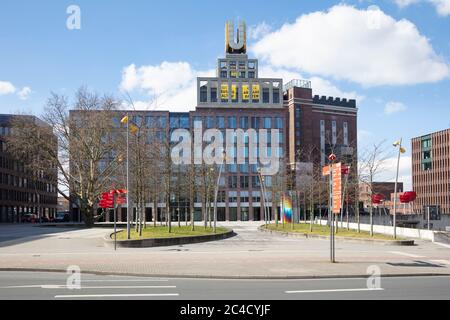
257;168;269;226
392;139;406;239
213;151;226;233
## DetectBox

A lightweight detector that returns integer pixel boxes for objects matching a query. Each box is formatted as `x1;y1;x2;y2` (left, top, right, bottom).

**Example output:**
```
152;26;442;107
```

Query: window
343;122;349;146
421;137;432;149
217;117;225;129
273;88;280;104
251;117;260;129
240;117;249;129
220;71;228;78
228;117;237;129
248;71;255;79
229;208;238;221
200;86;207;103
240;164;249;173
228;164;237;173
263;88;270;103
274;117;283;129
170;117;179;129
423;162;432;171
240;208;249;221
264;117;272;129
332;121;337;145
211;88;218;103
240;176;249;188
160;116;167;127
240;192;249;203
228;176;238;189
423;151;431;160
206;117;214;129
180;116;189;129
228;191;238;203
252;176;260;188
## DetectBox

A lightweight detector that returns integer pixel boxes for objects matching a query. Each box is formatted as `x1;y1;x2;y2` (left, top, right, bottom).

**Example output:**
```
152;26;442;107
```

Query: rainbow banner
282;194;293;224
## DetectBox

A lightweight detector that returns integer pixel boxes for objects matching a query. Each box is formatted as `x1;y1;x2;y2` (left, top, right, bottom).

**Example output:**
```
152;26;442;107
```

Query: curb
104;229;235;248
259;226;415;246
0;268;449;280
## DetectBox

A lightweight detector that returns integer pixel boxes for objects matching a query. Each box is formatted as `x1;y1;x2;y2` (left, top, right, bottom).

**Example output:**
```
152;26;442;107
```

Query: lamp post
213;151;226;233
392;139;405;239
257;168;269;226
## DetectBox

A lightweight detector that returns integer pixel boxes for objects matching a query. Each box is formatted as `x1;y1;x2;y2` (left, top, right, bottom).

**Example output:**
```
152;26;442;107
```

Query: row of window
193;116;284;130
217;190;272;203
112;115;285;131
200;84;281;104
0;173;57;193
0;188;57;204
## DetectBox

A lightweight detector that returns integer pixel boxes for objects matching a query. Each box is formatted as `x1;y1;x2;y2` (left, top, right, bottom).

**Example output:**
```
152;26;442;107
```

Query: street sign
322;163;343;215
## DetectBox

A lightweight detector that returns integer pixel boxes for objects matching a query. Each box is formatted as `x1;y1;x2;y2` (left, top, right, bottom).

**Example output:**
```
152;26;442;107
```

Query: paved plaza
0;222;450;279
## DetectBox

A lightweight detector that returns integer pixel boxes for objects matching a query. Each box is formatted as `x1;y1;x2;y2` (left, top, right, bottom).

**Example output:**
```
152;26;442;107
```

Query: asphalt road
1;271;450;300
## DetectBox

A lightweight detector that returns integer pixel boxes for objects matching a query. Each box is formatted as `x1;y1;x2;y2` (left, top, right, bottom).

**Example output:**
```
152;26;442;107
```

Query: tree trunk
82;206;95;228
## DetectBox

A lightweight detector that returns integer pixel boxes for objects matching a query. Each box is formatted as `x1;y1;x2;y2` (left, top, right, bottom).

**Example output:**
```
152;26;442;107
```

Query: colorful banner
252;84;260;100
221;84;229;100
242;85;250;100
231;84;237;100
282;194;293;224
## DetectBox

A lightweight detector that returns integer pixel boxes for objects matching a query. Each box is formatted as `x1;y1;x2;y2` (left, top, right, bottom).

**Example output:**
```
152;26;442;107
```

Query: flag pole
126;113;131;240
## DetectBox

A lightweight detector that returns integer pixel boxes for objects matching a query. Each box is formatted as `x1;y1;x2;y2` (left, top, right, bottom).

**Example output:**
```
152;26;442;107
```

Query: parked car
21;214;38;223
55;212;71;223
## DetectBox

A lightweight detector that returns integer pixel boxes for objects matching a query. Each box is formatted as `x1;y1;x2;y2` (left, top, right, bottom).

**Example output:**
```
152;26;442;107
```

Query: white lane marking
389;251;425;258
55;293;179;299
4;285;176;289
286;288;384;294
434;242;450;249
430;260;450;266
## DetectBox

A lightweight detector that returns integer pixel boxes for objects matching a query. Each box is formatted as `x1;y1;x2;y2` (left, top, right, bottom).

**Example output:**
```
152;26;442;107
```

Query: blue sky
1;0;450;188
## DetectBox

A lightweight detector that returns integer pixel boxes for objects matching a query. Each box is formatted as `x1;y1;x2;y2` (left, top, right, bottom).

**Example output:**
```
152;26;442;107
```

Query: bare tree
7;88;122;227
359;141;391;236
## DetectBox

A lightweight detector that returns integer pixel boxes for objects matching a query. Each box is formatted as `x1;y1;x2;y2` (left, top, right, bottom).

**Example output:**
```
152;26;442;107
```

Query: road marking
285;288;384;294
389;251;425;258
434;242;450;249
429;260;450;266
3;285;176;289
55;293;179;299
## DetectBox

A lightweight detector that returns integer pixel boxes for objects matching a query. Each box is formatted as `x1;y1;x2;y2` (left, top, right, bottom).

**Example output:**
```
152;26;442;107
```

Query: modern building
412;129;450;216
0;114;58;223
71;20;358;222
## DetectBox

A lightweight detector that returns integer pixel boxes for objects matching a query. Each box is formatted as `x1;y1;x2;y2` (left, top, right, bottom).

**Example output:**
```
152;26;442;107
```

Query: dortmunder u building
71;20;358;223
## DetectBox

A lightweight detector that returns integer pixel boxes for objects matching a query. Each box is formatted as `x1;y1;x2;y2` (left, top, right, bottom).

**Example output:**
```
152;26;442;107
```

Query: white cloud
17;87;32;100
120;62;214;112
0;81;16;95
259;65;363;101
394;0;450;16
394;0;420;8
384;101;408;115
251;5;449;87
430;0;450;16
248;22;272;40
378;156;413;190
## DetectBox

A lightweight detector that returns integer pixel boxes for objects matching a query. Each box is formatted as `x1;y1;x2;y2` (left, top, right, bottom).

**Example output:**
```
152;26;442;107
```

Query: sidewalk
0;222;449;279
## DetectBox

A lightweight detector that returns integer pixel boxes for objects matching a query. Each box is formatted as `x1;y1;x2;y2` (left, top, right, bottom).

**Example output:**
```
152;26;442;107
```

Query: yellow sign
221;84;229;100
230;71;238;78
242;85;250;100
252;84;260;100
231;85;237;100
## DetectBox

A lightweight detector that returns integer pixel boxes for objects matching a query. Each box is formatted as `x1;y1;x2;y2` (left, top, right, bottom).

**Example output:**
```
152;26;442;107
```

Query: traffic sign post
99;190;128;251
323;154;342;263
